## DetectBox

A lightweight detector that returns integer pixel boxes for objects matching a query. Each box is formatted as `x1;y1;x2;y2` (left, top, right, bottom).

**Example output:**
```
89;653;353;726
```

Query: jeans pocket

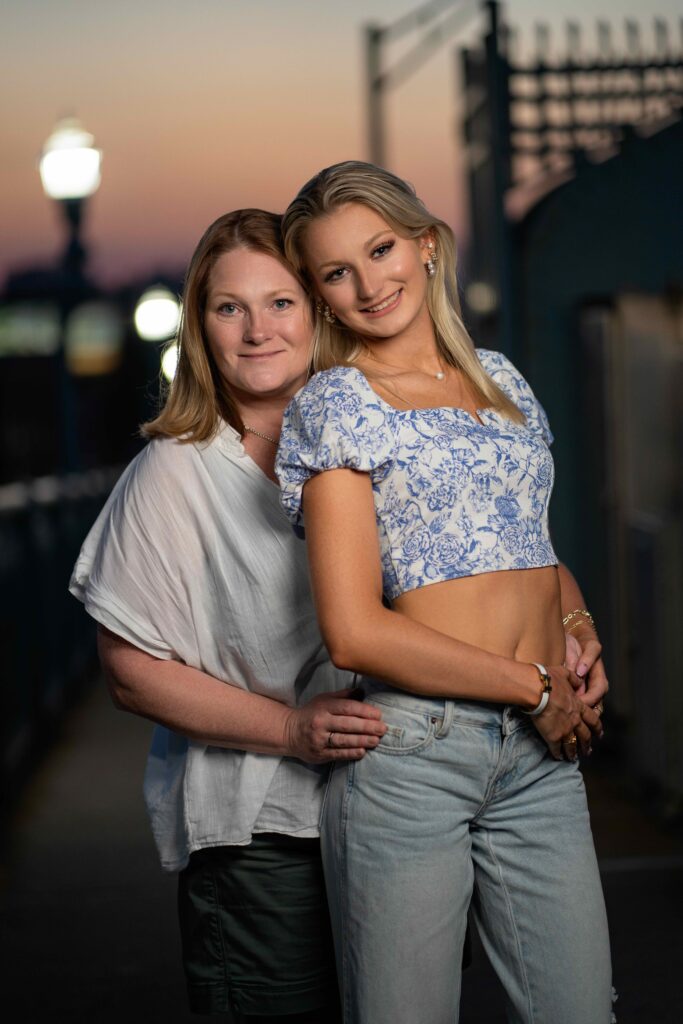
369;698;436;756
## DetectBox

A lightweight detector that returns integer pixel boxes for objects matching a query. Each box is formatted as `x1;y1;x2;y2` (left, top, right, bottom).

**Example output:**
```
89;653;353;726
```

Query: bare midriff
393;566;565;669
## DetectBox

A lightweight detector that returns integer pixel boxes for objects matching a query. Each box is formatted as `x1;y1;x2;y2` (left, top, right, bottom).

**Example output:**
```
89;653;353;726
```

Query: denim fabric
321;686;613;1024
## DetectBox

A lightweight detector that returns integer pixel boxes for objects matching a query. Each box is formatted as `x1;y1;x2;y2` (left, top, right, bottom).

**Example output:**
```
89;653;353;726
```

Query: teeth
365;290;399;313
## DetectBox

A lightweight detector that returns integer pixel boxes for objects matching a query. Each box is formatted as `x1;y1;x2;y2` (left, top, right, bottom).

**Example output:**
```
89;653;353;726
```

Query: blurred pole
367;25;386;167
483;0;517;361
39;119;102;474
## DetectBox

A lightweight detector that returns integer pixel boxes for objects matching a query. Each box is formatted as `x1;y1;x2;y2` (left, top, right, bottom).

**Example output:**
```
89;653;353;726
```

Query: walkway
2;682;682;1022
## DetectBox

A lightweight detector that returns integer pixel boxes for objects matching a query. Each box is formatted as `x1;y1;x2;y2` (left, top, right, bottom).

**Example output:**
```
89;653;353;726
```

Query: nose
243;310;272;344
355;266;382;304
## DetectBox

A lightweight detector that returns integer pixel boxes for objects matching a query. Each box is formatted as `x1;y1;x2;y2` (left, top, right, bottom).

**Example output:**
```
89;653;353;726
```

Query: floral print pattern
276;349;557;600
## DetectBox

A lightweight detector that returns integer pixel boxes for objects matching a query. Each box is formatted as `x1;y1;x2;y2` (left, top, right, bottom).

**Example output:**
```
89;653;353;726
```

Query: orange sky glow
3;0;680;286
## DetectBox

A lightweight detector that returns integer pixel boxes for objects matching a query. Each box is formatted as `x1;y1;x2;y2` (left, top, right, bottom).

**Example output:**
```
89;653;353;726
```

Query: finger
579;662;609;707
579;705;604;739
574;719;593;757
327;701;384;721
576;640;602;679
547;740;563;761
325;730;383;749
564;633;581;672
326;747;369;761
561;734;579;761
326;713;387;736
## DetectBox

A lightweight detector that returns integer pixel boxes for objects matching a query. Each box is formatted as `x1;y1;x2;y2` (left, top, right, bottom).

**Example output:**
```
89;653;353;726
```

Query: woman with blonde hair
70;208;388;1023
276;162;613;1023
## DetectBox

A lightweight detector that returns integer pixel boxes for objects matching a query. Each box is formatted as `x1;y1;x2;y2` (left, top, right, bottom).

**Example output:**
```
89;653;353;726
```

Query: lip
239;350;285;359
360;289;402;318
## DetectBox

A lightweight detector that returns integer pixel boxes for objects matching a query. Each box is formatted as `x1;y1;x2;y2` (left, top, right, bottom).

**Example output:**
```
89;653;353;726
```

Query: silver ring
327;731;335;749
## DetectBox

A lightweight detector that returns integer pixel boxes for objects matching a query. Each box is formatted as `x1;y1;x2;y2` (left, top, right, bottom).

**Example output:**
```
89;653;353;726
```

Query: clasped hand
532;666;603;760
284;689;387;763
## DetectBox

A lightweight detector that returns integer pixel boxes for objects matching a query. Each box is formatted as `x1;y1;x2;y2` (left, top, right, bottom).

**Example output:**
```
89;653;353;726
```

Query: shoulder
283;366;377;436
291;366;370;411
477;348;536;404
107;436;206;525
476;348;553;444
476;348;524;386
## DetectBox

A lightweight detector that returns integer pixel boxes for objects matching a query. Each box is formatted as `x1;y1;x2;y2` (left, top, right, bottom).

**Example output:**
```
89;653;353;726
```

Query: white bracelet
522;662;552;716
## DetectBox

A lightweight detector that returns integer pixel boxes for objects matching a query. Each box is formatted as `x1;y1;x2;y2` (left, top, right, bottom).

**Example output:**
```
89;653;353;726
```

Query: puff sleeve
276;367;396;526
477;349;554;445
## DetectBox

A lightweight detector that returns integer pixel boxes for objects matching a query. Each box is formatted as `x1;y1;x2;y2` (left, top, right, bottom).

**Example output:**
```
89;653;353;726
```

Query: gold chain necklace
243;424;279;446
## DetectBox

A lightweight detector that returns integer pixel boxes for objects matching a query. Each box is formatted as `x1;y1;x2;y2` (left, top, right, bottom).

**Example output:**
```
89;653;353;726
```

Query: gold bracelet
567;620;596;635
562;608;595;629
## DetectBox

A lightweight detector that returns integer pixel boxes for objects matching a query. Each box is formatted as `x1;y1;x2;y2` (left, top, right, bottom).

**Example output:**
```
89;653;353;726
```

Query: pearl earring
425;240;438;277
315;299;337;324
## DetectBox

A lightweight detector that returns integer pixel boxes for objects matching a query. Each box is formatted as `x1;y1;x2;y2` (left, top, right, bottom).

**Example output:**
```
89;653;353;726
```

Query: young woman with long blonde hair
276;162;613;1024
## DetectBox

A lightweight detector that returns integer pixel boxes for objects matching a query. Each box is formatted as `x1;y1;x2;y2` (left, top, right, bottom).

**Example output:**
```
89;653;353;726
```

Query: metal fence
0;467;121;811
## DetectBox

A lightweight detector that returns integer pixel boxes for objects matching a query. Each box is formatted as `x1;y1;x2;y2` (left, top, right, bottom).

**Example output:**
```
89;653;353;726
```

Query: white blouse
70;422;350;871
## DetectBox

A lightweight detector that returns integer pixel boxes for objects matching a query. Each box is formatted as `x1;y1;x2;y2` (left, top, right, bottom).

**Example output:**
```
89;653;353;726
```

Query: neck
362;312;441;377
234;390;294;435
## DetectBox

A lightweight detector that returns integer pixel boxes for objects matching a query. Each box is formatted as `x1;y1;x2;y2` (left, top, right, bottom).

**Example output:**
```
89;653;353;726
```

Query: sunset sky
3;0;680;285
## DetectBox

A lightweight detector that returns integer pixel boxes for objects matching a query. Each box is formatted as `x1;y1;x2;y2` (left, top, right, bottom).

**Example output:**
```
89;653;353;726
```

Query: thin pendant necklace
243;424;279;446
369;357;446;381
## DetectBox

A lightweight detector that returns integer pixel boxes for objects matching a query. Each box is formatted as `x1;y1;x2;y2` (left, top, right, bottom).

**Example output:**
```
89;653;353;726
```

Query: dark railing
0;467;121;812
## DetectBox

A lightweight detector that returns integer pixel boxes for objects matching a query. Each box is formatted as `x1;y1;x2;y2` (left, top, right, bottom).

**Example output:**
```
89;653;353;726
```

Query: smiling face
203;247;313;402
301;202;434;348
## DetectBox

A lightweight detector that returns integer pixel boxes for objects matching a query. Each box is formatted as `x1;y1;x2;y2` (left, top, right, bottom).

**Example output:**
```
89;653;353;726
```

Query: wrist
513;661;550;711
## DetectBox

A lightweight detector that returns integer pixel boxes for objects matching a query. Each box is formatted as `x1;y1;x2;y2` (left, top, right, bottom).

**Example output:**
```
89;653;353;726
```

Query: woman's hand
530;666;603;761
564;631;609;709
283;689;387;763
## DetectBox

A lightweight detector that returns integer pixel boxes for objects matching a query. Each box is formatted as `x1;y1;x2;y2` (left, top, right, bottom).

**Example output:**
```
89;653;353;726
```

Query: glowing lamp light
65;302;124;376
134;287;181;341
39;118;102;200
161;342;179;382
465;281;499;316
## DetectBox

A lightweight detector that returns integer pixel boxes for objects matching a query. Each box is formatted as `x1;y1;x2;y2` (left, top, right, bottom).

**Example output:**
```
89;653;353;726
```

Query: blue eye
219;302;238;315
273;298;293;310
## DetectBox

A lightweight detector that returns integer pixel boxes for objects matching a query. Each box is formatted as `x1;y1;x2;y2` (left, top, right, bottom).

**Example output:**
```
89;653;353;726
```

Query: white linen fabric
70;422;350;871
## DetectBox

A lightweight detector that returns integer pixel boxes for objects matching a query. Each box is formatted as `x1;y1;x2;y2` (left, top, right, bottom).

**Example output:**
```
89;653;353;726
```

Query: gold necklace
243;424;279;446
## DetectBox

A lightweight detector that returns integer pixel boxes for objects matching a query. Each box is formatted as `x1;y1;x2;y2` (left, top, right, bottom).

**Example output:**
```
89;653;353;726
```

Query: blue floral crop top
276;349;558;600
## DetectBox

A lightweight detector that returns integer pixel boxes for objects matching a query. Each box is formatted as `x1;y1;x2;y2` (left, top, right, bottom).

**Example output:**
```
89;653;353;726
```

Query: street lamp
39;117;102;279
39;117;102;472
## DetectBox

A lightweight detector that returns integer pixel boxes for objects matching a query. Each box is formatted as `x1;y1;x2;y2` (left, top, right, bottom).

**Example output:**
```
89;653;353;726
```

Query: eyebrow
210;288;299;301
317;230;392;270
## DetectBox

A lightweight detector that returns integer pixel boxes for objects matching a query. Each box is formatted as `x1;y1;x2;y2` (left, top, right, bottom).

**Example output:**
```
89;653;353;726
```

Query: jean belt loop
434;699;453;738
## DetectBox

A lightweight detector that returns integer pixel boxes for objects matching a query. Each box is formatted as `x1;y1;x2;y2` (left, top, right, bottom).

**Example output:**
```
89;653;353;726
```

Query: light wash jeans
321;685;613;1024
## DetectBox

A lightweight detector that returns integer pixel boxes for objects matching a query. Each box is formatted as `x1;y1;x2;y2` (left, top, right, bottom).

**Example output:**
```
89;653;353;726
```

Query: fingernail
577;664;586;678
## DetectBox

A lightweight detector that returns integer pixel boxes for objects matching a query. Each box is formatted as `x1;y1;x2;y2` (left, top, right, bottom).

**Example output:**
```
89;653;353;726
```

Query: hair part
282;160;524;424
142;209;306;443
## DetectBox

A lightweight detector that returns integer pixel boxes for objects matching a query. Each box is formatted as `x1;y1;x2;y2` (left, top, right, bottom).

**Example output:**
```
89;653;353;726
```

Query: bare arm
302;469;602;758
557;562;608;707
97;626;386;764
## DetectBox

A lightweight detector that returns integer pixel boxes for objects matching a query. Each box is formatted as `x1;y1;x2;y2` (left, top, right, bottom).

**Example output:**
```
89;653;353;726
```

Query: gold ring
565;733;577;745
594;701;604;716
